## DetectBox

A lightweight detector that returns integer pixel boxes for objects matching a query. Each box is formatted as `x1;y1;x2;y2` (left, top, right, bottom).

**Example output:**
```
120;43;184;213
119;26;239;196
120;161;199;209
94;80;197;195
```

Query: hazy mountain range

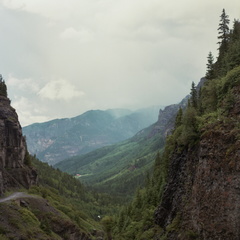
23;106;163;165
55;98;188;195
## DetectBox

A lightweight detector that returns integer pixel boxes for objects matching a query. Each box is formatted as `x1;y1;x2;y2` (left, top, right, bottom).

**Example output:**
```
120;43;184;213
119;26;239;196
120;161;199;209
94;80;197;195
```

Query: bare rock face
148;95;189;138
0;95;37;195
155;85;240;239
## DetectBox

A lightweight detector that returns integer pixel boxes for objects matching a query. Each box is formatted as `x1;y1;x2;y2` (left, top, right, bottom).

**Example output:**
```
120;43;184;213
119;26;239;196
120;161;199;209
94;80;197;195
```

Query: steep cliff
154;67;240;239
147;95;189;139
0;81;95;239
0;94;37;195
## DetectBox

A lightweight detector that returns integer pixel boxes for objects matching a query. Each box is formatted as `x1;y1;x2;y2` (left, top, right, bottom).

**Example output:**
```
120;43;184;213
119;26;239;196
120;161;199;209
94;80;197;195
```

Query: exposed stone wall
0;96;37;195
154;85;240;239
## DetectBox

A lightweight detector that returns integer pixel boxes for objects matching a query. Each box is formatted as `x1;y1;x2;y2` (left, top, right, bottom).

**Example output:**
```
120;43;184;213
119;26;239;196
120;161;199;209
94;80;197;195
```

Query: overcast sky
0;0;239;126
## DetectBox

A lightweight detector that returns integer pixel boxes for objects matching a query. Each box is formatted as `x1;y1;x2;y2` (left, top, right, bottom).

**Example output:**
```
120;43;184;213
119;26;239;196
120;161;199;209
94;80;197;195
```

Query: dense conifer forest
106;9;240;239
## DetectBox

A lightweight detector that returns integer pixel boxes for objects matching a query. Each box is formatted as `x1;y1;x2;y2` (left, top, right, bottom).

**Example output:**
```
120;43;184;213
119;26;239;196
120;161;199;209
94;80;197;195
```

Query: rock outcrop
148;95;189;139
0;95;37;195
154;82;240;239
0;195;92;240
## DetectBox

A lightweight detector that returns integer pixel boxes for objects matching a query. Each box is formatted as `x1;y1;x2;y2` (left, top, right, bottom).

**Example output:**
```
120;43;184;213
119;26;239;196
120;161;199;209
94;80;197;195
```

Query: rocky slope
145;95;189;139
0;95;37;196
23;107;161;165
154;68;240;239
0;82;95;240
0;194;92;240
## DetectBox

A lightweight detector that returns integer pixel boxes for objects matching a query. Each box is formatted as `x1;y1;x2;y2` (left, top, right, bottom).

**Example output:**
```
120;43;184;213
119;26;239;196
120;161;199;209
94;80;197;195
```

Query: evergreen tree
0;74;7;97
218;9;230;54
231;19;240;42
223;38;240;72
101;216;114;240
190;82;197;109
174;107;183;129
218;19;240;75
154;152;161;168
198;87;204;115
24;150;32;166
179;106;198;146
206;52;215;79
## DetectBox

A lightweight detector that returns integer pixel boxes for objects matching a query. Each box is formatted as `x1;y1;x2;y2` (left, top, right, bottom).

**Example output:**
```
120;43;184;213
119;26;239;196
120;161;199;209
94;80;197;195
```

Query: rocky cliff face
147;96;189;139
155;83;240;239
0;95;37;195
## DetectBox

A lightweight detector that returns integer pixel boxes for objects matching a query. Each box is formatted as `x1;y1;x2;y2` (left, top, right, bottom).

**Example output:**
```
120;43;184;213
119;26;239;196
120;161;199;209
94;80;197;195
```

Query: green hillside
55;101;187;196
109;11;240;240
0;146;122;240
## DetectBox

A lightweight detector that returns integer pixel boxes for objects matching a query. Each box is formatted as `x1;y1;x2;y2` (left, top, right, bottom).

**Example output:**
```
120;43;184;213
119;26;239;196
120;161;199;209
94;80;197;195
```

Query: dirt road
0;192;33;203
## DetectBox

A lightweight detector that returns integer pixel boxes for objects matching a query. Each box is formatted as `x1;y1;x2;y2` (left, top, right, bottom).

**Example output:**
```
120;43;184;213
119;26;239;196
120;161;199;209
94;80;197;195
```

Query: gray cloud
0;0;239;126
38;79;85;100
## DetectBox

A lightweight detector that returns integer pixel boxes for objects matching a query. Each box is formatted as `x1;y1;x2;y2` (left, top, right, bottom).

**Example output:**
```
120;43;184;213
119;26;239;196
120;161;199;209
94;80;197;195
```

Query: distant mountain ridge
23;106;162;165
55;97;188;195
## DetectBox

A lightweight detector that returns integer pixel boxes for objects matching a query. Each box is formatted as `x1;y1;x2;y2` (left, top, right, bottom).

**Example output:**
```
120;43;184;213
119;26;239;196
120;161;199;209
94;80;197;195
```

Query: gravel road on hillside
0;192;34;203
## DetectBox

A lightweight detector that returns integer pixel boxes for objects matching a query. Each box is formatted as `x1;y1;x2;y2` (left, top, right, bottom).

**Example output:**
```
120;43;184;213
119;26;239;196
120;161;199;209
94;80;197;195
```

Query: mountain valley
55;98;188;196
0;8;240;240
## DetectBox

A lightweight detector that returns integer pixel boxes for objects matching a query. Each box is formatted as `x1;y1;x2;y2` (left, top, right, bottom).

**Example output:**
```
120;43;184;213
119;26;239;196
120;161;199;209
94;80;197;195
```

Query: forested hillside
107;9;240;240
0;77;103;239
0;150;120;239
55;98;188;197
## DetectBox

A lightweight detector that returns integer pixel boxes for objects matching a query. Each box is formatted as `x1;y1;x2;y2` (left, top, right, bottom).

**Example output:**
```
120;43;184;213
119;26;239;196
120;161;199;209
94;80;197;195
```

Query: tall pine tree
216;9;230;76
175;107;183;128
0;74;7;97
218;9;230;55
190;82;197;109
231;19;240;42
206;51;215;79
